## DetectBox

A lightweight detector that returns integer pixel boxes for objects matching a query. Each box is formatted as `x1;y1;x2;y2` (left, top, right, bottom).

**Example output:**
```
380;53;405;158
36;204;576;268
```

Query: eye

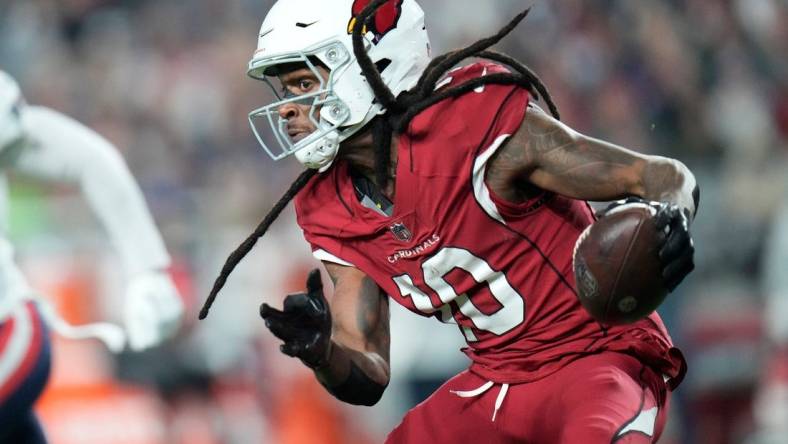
298;79;315;92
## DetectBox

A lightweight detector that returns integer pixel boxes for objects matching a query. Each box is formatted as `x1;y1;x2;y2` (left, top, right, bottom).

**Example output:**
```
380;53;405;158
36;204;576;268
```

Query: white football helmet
0;71;25;152
247;0;431;170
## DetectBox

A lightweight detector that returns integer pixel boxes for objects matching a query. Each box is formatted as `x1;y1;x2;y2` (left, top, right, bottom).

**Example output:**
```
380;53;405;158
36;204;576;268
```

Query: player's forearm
316;263;391;405
639;156;699;221
16;107;170;275
314;341;389;406
77;150;171;275
510;106;700;214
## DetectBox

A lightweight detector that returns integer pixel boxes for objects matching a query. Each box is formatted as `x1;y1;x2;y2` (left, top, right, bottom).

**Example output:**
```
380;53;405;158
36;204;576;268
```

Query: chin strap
294;128;341;171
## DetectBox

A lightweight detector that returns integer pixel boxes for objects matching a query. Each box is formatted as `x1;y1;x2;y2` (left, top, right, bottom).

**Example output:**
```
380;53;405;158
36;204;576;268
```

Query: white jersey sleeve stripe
313;249;354;267
472;134;510;225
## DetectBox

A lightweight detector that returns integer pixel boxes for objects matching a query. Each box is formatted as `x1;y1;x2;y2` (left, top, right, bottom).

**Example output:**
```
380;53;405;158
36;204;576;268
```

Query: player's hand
124;269;184;351
602;197;695;292
654;202;695;292
260;269;332;369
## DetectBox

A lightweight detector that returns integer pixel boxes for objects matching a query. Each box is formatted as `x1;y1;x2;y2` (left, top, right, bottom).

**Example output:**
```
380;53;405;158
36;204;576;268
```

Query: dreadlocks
199;0;559;319
199;168;316;319
352;0;560;188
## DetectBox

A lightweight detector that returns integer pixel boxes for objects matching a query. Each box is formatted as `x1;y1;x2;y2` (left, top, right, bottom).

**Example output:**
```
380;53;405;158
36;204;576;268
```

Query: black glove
602;197;695;292
260;269;332;368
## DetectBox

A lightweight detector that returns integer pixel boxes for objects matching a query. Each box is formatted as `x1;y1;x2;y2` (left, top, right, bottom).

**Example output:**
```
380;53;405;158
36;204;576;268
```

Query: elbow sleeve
323;361;388;406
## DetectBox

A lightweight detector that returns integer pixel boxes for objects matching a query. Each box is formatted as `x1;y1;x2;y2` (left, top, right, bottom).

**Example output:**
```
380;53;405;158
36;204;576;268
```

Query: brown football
572;204;667;325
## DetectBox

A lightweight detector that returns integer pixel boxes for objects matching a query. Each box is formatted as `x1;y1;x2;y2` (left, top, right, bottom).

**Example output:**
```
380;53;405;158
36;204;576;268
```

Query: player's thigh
0;301;52;421
386;370;501;444
555;353;670;444
1;410;48;444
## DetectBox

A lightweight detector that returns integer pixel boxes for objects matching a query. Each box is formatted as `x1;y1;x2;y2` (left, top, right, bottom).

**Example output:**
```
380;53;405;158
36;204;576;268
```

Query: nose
279;102;298;120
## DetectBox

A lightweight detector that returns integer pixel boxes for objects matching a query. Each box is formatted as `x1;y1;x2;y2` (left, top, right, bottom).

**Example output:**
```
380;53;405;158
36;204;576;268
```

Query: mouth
288;128;313;143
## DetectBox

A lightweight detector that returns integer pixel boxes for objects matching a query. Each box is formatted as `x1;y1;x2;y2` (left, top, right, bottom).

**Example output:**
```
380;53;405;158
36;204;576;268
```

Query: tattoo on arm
487;104;647;202
355;277;390;361
318;262;391;388
487;104;697;215
356;277;381;336
325;265;388;350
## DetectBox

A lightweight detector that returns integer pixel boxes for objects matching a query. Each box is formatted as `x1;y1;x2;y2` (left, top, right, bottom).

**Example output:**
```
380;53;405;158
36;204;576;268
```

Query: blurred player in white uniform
0;70;183;443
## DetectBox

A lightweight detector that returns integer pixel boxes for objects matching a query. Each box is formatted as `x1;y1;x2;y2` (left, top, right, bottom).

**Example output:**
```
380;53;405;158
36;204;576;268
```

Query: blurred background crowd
1;0;787;443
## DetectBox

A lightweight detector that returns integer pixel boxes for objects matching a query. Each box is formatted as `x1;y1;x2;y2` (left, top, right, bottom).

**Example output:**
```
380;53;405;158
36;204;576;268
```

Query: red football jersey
295;62;685;385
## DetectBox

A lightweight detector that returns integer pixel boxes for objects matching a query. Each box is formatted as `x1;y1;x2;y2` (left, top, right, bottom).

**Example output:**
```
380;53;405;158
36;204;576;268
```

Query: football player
0;71;183;443
201;1;699;442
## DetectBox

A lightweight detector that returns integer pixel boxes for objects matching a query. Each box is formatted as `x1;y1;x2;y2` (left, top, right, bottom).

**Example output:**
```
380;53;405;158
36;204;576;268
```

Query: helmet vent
374;58;392;73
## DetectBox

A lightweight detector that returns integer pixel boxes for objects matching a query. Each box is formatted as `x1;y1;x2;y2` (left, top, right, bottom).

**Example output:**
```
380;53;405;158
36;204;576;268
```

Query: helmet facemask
248;41;357;170
247;0;430;171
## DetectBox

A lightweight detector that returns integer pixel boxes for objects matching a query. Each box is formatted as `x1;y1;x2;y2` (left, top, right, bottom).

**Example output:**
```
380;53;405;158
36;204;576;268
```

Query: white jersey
0;72;171;342
0;174;37;320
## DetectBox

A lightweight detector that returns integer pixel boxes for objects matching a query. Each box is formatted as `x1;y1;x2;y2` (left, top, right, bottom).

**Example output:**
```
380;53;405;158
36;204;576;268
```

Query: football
572;203;667;325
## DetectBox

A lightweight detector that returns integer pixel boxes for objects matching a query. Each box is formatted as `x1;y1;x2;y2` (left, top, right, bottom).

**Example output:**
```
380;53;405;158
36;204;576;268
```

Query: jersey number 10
392;247;524;342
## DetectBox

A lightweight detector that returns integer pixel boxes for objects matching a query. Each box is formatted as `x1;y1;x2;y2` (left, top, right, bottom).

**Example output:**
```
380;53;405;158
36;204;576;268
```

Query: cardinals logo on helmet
347;0;404;44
